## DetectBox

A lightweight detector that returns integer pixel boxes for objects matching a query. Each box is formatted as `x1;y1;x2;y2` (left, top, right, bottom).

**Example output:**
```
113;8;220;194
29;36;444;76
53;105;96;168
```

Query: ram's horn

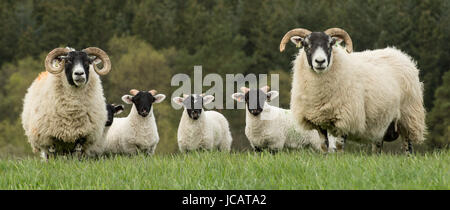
82;47;111;75
130;89;139;96
45;48;71;74
279;28;312;52
324;28;353;53
149;90;157;96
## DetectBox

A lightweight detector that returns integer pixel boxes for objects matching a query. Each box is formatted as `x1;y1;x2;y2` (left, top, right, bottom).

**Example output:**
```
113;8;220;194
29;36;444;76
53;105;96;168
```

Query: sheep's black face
132;92;156;117
105;104;124;126
245;89;267;116
63;51;93;87
302;32;336;73
183;95;203;120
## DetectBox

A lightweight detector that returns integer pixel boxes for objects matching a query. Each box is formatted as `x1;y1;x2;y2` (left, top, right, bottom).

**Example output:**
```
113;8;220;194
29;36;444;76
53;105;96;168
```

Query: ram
173;94;233;152
279;28;426;153
21;47;112;159
232;86;339;153
103;89;165;155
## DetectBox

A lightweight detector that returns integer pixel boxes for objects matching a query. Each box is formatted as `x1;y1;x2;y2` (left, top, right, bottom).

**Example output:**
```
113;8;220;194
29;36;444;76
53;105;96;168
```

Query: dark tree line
0;0;448;157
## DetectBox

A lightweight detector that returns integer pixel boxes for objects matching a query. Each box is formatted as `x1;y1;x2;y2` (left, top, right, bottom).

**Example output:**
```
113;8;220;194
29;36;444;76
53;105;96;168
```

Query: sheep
279;27;426;154
104;103;124;134
232;86;339;153
21;47;112;159
102;89;166;155
173;94;233;152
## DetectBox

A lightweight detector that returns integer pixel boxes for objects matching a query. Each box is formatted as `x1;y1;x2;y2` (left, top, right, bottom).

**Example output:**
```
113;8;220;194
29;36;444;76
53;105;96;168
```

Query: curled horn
130;89;139;96
82;47;112;75
324;28;353;53
279;28;312;52
44;48;71;74
149;90;157;96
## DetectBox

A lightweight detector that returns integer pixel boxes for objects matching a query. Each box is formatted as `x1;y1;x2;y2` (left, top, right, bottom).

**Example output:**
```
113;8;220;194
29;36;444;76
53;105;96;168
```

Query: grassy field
0;150;448;190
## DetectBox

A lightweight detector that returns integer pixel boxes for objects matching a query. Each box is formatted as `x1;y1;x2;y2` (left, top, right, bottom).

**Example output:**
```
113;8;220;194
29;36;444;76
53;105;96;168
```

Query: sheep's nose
74;71;85;76
315;58;325;65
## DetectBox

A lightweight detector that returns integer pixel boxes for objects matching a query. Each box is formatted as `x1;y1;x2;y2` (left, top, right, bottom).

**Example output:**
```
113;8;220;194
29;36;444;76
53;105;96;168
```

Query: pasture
1;150;448;190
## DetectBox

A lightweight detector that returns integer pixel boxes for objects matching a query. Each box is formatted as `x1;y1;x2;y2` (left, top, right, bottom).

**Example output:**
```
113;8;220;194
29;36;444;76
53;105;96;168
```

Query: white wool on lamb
103;89;165;155
173;94;232;152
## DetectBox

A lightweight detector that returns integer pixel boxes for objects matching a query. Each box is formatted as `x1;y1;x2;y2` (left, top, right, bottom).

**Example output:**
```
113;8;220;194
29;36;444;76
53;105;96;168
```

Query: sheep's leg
145;145;156;155
402;139;413;155
371;141;383;154
40;151;49;162
335;135;346;152
318;128;329;153
73;143;83;159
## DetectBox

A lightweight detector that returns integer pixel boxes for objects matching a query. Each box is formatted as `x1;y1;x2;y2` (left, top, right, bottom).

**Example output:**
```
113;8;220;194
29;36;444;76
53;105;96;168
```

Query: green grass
0;151;448;190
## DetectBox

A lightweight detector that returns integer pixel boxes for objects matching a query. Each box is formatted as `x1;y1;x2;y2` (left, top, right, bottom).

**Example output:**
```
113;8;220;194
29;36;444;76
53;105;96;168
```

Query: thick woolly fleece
244;102;325;152
290;46;426;144
177;109;232;152
103;105;160;155
21;68;107;155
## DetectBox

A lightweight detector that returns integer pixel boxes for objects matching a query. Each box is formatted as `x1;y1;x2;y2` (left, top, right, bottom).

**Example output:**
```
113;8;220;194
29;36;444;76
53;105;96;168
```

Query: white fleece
290;46;426;145
103;105;160;155
177;110;232;152
244;102;326;152
21;67;107;156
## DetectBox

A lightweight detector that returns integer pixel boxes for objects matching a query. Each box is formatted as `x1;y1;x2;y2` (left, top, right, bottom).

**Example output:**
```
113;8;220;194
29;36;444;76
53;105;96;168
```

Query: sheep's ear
173;97;184;106
154;94;166;103
121;95;134;104
114;105;124;115
203;95;214;105
231;93;245;102
266;91;279;102
290;36;304;48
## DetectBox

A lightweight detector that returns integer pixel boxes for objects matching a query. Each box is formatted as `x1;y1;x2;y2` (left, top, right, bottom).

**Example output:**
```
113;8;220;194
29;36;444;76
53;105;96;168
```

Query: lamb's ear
121;95;133;104
114;105;124;115
266;91;279;102
203;95;214;105
231;93;245;102
290;36;304;48
154;94;166;103
173;97;184;106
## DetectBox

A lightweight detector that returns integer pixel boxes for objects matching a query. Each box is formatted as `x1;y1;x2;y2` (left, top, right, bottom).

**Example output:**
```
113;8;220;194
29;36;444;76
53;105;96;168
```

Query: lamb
102;89;166;155
232;86;338;153
21;47;112;159
104;103;124;134
173;94;233;152
279;27;426;153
